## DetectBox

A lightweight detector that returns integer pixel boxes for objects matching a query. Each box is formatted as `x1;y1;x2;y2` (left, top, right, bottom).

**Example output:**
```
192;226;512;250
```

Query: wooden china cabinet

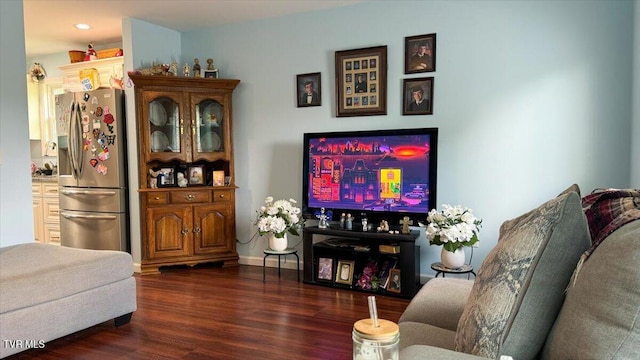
130;75;240;274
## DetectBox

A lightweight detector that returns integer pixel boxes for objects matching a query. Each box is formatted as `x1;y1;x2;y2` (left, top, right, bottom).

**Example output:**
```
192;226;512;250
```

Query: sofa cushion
0;243;134;314
399;321;457;351
399;278;473;332
545;220;640;359
454;191;590;359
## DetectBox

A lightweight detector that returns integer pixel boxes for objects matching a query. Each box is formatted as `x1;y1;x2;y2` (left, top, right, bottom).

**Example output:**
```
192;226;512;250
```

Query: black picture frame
317;257;334;281
405;33;436;74
157;167;176;187
296;72;322;107
402;77;434;115
203;69;218;79
335;46;387;117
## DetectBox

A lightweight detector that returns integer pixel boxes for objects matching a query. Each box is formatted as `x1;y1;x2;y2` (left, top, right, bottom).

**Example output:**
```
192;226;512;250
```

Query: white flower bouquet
256;197;305;238
425;204;482;252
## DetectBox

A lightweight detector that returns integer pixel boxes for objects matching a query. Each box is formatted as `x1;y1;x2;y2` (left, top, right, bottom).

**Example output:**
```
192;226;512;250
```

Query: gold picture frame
335;46;387;117
335;260;355;285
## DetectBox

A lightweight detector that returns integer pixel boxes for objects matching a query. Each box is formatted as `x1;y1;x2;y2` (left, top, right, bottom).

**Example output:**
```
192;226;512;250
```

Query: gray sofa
399;187;640;359
0;243;137;358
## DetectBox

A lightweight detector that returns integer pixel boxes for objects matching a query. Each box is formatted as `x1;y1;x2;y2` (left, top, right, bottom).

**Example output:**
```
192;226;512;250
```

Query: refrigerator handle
74;102;85;179
61;189;117;196
61;212;117;220
67;100;77;179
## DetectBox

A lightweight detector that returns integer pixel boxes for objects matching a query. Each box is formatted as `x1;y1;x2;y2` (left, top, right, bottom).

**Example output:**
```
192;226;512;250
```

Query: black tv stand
303;226;421;298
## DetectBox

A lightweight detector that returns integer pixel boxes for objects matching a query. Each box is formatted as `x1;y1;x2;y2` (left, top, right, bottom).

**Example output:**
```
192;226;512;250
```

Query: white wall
633;0;640;187
0;1;34;247
123;18;181;267
181;0;634;274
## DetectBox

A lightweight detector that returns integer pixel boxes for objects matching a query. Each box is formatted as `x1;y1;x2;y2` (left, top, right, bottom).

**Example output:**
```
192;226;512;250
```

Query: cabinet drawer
171;190;210;204
43;184;59;196
43;199;60;222
32;183;43;195
44;224;61;245
147;192;170;205
213;190;233;202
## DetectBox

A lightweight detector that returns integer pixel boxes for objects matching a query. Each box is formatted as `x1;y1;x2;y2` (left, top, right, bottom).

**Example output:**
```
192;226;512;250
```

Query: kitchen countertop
31;175;58;183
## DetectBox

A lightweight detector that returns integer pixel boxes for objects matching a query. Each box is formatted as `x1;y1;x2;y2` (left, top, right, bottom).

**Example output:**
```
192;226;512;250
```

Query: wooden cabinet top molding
129;74;240;91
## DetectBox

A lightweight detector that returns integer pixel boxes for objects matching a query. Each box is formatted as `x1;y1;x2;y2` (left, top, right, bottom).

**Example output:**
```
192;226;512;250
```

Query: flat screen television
302;127;438;229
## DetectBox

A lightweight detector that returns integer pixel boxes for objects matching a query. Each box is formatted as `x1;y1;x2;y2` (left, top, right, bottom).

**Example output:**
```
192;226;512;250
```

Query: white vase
268;233;288;251
441;247;465;269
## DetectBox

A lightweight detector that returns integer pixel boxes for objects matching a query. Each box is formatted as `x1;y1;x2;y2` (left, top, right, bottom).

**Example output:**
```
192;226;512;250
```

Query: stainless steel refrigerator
56;88;129;252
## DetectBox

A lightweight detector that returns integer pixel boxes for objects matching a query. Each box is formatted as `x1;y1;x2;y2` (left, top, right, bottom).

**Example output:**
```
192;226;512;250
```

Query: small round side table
431;262;476;279
263;248;300;282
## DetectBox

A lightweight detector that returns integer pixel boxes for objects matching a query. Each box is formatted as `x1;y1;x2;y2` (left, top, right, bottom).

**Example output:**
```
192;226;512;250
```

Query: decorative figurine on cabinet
400;216;413;234
84;43;97;61
170;60;178;76
315;207;332;229
183;63;190;77
177;172;188;187
193;58;201;77
149;169;163;189
206;58;215;70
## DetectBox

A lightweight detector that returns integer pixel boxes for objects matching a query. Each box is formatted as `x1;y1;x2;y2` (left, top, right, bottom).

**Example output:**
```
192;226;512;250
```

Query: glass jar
352;318;399;360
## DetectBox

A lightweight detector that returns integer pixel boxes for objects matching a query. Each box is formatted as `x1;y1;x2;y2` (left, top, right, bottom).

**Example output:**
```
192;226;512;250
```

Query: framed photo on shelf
212;170;225;187
296;72;321;107
157;167;176;188
404;33;436;74
188;165;205;186
402;77;434;115
387;268;401;293
317;257;334;281
335;45;387;117
377;257;398;289
203;69;218;79
335;260;355;285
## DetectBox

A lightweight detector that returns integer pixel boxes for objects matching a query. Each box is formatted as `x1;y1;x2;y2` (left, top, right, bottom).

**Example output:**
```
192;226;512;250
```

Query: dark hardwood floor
9;264;410;359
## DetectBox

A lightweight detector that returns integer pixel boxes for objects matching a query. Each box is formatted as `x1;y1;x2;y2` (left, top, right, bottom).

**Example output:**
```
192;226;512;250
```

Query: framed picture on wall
335;46;387;117
296;72;321;107
402;77;434;115
404;33;436;74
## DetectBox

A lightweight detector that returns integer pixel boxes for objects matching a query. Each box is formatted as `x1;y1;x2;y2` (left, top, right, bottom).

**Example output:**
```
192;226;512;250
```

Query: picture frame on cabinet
203;69;218;79
296;72;321;107
317;257;334;281
212;170;225;187
335;46;387;117
404;33;436;74
335;260;355;285
387;268;401;293
188;165;205;185
157;167;176;187
402;77;434;115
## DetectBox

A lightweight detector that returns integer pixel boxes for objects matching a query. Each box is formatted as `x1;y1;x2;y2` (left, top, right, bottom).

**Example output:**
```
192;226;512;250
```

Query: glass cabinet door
195;98;224;154
148;96;181;154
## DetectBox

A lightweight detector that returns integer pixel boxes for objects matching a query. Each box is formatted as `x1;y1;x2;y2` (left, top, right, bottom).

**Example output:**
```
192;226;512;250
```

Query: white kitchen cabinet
32;181;60;245
58;57;124;92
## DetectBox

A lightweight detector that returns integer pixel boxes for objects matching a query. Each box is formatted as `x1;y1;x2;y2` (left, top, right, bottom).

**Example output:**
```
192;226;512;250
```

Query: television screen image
302;128;438;227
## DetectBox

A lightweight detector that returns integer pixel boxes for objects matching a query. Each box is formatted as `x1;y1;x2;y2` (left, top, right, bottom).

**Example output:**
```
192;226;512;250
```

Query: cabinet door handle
193;227;201;234
154;196;161;200
191;123;196;136
185;194;195;201
182;227;189;235
218;194;225;199
180;118;184;135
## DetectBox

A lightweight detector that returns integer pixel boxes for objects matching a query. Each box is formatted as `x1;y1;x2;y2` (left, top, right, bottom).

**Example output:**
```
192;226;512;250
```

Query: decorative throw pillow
545;220;640;359
454;191;590;359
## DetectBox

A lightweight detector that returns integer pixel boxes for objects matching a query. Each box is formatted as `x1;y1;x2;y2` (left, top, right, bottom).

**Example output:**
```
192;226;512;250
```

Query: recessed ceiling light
75;24;91;30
